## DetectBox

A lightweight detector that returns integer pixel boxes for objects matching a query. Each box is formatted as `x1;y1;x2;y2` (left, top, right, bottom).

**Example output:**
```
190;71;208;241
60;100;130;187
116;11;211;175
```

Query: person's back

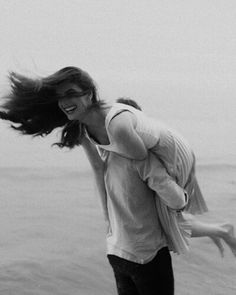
100;102;194;186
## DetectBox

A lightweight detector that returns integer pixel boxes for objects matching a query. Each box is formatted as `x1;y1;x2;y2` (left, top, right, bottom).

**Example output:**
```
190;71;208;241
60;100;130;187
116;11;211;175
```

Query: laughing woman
0;66;236;257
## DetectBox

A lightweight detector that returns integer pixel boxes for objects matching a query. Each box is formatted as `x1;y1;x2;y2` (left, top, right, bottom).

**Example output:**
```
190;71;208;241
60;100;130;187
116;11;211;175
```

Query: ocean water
0;165;236;295
0;167;115;295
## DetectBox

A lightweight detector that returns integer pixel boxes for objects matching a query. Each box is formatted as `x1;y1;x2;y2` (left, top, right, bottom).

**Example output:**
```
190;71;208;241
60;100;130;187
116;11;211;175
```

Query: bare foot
210;237;224;257
220;223;236;257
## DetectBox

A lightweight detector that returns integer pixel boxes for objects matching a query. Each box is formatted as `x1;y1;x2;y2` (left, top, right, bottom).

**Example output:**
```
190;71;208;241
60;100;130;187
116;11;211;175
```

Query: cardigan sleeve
136;152;188;210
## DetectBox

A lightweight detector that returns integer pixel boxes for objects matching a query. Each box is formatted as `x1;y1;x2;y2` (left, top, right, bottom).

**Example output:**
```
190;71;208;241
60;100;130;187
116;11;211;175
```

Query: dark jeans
108;247;174;295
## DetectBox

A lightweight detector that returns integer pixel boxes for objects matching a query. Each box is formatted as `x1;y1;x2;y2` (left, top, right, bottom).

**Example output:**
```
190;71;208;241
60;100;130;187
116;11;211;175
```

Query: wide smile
62;105;77;114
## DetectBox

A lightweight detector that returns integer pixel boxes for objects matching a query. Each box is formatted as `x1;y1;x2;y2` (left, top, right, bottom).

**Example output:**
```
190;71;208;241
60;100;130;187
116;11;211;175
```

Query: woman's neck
83;105;111;145
83;105;110;127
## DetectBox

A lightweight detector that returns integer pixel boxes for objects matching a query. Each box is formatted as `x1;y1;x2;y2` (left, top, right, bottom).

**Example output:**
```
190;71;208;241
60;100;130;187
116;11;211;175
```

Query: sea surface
0;165;236;295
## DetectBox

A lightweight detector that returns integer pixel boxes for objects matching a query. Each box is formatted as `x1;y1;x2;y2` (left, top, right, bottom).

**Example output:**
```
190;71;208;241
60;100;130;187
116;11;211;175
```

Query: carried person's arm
137;152;188;210
108;111;148;160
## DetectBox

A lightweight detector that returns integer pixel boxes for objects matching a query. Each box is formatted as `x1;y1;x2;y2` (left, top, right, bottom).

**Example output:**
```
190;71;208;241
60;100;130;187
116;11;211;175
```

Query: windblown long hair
0;67;100;148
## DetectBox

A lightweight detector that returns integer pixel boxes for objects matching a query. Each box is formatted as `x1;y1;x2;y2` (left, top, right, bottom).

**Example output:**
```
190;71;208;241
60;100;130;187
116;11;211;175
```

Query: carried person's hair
0;66;142;149
0;67;101;148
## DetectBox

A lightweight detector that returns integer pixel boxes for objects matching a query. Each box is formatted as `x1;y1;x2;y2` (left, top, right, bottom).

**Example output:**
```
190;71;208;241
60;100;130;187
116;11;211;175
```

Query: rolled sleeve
135;153;188;210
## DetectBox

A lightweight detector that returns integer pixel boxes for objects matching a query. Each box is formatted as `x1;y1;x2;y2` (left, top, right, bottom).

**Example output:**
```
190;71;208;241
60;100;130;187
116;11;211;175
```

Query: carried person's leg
184;213;236;257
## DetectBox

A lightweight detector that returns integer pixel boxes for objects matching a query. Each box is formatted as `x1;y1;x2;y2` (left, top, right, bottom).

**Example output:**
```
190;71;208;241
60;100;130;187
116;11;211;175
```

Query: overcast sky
0;0;236;167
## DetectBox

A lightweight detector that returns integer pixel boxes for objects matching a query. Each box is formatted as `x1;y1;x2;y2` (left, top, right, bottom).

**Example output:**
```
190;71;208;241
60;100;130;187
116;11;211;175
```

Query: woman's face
57;82;92;121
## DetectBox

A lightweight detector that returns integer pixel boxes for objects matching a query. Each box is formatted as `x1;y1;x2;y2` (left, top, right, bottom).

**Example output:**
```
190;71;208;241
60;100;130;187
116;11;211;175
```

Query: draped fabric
156;163;208;254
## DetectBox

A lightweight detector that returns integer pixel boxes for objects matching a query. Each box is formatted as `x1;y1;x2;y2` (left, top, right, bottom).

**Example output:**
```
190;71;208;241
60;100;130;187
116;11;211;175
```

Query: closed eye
64;89;89;98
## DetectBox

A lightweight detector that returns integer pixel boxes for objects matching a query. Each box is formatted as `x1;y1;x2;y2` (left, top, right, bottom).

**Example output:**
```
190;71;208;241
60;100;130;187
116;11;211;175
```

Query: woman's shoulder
110;102;138;114
105;102;137;126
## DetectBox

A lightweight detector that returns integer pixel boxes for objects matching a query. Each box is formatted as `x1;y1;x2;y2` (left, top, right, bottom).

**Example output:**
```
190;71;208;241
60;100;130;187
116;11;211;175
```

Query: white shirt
104;151;187;264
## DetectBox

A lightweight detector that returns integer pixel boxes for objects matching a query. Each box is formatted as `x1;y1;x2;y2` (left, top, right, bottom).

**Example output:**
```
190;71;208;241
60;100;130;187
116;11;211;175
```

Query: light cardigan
135;151;200;254
153;162;200;254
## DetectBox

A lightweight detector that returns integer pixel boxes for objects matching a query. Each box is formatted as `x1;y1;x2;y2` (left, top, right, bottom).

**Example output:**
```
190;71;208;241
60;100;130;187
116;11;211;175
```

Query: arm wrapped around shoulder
137;152;188;210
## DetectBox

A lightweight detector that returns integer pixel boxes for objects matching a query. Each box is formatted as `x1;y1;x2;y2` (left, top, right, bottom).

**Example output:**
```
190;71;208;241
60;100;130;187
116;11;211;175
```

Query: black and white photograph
0;1;236;294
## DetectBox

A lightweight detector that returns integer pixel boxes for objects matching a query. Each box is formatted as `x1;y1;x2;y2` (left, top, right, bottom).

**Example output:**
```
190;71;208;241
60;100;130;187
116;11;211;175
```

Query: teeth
64;106;77;113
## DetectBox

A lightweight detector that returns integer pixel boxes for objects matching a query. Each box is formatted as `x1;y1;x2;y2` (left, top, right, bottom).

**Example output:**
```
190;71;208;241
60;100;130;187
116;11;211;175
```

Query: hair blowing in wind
0;67;101;148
